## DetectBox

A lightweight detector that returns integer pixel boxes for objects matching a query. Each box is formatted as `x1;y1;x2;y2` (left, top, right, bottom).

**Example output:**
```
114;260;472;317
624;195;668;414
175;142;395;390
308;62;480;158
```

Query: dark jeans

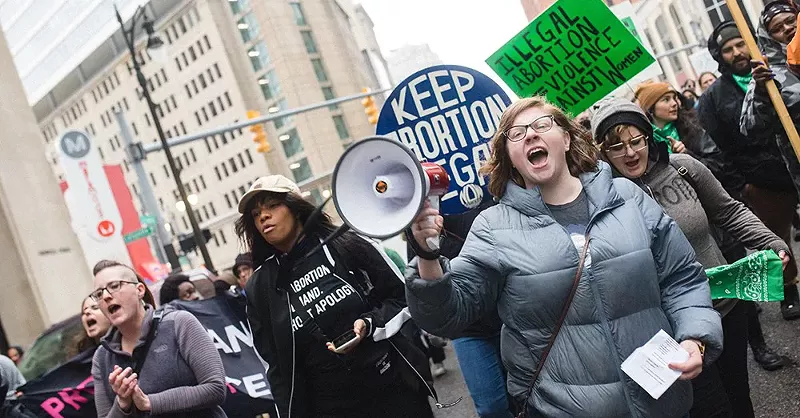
314;381;434;418
689;363;733;418
690;301;755;418
452;336;513;418
717;301;756;418
742;184;798;283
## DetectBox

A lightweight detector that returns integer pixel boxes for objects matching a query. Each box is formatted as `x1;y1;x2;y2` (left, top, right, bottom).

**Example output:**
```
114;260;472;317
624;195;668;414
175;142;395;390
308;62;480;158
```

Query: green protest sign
486;0;656;114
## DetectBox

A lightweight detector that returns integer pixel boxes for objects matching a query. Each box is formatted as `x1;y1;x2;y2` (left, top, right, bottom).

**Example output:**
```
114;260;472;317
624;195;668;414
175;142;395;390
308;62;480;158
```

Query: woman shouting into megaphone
235;175;443;418
405;96;723;418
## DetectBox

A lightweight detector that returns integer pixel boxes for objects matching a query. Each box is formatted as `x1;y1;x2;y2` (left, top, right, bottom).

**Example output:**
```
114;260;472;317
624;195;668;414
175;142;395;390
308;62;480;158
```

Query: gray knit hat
589;97;653;145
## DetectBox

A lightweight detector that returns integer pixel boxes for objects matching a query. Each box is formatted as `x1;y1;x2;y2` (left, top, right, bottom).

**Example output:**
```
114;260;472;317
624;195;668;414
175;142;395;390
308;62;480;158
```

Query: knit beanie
634;82;677;112
590;97;653;145
232;253;253;275
761;1;797;29
715;24;742;51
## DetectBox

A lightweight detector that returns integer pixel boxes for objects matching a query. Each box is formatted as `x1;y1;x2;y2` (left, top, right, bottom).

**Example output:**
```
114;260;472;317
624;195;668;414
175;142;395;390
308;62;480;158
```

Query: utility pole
115;5;214;271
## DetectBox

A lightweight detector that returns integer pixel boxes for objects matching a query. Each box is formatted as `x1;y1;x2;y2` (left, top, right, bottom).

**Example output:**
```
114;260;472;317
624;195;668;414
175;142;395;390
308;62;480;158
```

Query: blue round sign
376;65;512;215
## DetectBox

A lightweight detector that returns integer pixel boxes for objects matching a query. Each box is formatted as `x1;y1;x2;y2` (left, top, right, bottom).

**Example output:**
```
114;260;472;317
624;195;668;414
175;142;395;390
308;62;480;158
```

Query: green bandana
651;122;679;154
731;73;752;93
706;250;785;301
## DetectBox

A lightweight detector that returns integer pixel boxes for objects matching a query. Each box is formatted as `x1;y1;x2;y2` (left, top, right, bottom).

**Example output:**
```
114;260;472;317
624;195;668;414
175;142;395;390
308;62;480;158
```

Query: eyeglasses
503;115;555;142
603;135;648;158
89;280;139;302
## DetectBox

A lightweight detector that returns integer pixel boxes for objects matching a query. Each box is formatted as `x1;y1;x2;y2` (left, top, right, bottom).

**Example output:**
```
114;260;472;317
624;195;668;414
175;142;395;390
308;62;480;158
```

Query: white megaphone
331;136;450;251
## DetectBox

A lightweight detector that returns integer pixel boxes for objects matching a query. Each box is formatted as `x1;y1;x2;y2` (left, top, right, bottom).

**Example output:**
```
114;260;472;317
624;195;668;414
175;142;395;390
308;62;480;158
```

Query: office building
0;28;93;349
21;0;388;269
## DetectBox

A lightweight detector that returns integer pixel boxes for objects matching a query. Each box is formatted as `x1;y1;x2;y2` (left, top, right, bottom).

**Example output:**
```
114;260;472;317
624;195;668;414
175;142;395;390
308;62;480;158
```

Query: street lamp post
115;5;215;272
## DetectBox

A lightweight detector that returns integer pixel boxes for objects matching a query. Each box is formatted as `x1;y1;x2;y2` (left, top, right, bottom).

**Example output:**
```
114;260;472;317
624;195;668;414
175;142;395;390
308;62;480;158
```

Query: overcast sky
357;0;529;98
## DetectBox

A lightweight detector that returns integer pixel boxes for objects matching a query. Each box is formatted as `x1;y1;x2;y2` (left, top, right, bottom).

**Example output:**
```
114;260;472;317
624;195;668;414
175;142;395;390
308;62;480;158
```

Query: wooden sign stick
726;0;800;162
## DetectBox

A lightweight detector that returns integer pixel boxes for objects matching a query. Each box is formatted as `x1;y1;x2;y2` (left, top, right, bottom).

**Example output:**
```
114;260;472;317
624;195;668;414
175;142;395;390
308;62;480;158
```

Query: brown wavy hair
67;296;103;358
92;260;156;307
481;96;599;197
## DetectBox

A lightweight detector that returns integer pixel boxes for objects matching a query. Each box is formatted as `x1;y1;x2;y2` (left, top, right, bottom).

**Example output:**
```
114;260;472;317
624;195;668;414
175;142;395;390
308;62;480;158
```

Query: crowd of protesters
5;2;800;417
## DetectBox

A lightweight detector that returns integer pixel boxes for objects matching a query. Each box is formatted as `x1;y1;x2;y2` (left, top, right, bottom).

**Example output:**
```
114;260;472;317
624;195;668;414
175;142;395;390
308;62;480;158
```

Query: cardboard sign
375;65;512;214
486;0;656;114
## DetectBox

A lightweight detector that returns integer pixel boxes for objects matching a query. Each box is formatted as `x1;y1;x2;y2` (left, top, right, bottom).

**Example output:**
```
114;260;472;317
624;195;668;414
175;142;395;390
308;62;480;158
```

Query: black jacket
407;200;502;339
698;32;794;193
245;232;436;418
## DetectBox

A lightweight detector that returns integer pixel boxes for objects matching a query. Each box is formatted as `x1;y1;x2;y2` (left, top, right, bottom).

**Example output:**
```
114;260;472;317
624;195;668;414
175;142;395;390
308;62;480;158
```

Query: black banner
14;294;275;417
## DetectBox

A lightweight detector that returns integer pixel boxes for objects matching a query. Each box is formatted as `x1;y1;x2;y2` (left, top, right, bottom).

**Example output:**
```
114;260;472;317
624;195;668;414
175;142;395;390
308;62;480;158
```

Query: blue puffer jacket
405;162;723;418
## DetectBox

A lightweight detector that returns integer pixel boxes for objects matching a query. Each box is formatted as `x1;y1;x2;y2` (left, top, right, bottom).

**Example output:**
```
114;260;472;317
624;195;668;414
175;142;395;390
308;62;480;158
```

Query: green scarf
731;73;752;93
651;122;679;153
706;250;784;301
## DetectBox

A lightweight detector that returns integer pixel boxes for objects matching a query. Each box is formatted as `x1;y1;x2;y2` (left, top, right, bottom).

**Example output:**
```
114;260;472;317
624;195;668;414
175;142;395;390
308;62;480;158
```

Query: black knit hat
232;253;253;275
762;1;797;29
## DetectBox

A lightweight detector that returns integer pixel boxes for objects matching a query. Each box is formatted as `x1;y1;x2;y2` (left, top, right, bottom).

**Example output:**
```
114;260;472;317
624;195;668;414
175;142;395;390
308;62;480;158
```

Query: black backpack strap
132;308;164;375
669;160;698;191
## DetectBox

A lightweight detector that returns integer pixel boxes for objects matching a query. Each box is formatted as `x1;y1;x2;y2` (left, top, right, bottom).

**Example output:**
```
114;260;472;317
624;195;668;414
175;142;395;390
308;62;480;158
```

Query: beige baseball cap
237;175;301;214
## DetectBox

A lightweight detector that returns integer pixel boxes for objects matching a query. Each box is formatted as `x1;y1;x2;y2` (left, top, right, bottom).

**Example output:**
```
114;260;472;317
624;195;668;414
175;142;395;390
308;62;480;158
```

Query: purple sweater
92;307;227;417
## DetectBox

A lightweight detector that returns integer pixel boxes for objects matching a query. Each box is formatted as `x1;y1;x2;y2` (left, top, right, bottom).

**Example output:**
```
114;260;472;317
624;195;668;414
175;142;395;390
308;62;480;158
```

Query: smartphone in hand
331;329;360;354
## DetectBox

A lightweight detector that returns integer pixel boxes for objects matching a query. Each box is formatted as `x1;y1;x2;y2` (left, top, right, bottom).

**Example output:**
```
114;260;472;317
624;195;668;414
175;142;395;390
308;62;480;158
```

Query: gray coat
405;162;723;418
740;24;800;195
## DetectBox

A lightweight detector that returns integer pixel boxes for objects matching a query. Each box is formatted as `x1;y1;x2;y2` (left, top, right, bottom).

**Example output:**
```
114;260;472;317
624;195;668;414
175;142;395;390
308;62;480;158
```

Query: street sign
486;0;656;115
375;65;512;215
140;214;158;226
124;225;154;244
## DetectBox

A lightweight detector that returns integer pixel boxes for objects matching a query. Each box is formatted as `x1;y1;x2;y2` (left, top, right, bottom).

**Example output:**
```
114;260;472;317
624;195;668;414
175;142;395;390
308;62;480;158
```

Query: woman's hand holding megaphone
411;200;444;253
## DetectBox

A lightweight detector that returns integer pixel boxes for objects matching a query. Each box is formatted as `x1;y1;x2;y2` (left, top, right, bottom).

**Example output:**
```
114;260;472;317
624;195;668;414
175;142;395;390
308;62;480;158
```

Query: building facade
29;0;388;270
0;28;93;349
520;0;772;89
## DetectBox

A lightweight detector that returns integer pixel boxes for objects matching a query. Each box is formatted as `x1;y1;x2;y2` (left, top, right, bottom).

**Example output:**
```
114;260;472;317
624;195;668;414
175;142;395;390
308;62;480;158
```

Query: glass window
332;115;350;140
273;98;293;130
311;59;328;82
238;13;261;43
258;70;282;101
300;31;318;53
229;0;250;14
322;86;338;110
290;3;307;25
290;157;313;183
669;5;689;45
248;41;271;72
280;128;304;158
655;17;683;75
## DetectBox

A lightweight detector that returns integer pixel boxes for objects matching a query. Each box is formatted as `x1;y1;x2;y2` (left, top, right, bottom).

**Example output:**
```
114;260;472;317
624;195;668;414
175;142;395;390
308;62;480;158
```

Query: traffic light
247;110;270;153
178;229;213;253
361;88;379;125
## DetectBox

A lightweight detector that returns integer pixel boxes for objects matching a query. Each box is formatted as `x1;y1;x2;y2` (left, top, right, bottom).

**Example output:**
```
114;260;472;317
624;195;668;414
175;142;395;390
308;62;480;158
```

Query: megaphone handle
425;196;441;252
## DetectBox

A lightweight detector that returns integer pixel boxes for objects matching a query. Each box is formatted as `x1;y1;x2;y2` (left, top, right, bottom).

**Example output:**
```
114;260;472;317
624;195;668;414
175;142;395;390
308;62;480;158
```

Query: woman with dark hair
90;260;226;417
405;96;723;417
159;274;200;305
6;347;23;366
237;175;437;418
634;82;732;189
591;97;791;418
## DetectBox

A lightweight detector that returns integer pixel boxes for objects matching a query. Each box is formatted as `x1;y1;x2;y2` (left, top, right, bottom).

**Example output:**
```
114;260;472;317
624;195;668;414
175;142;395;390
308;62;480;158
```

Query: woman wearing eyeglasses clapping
89;260;227;417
